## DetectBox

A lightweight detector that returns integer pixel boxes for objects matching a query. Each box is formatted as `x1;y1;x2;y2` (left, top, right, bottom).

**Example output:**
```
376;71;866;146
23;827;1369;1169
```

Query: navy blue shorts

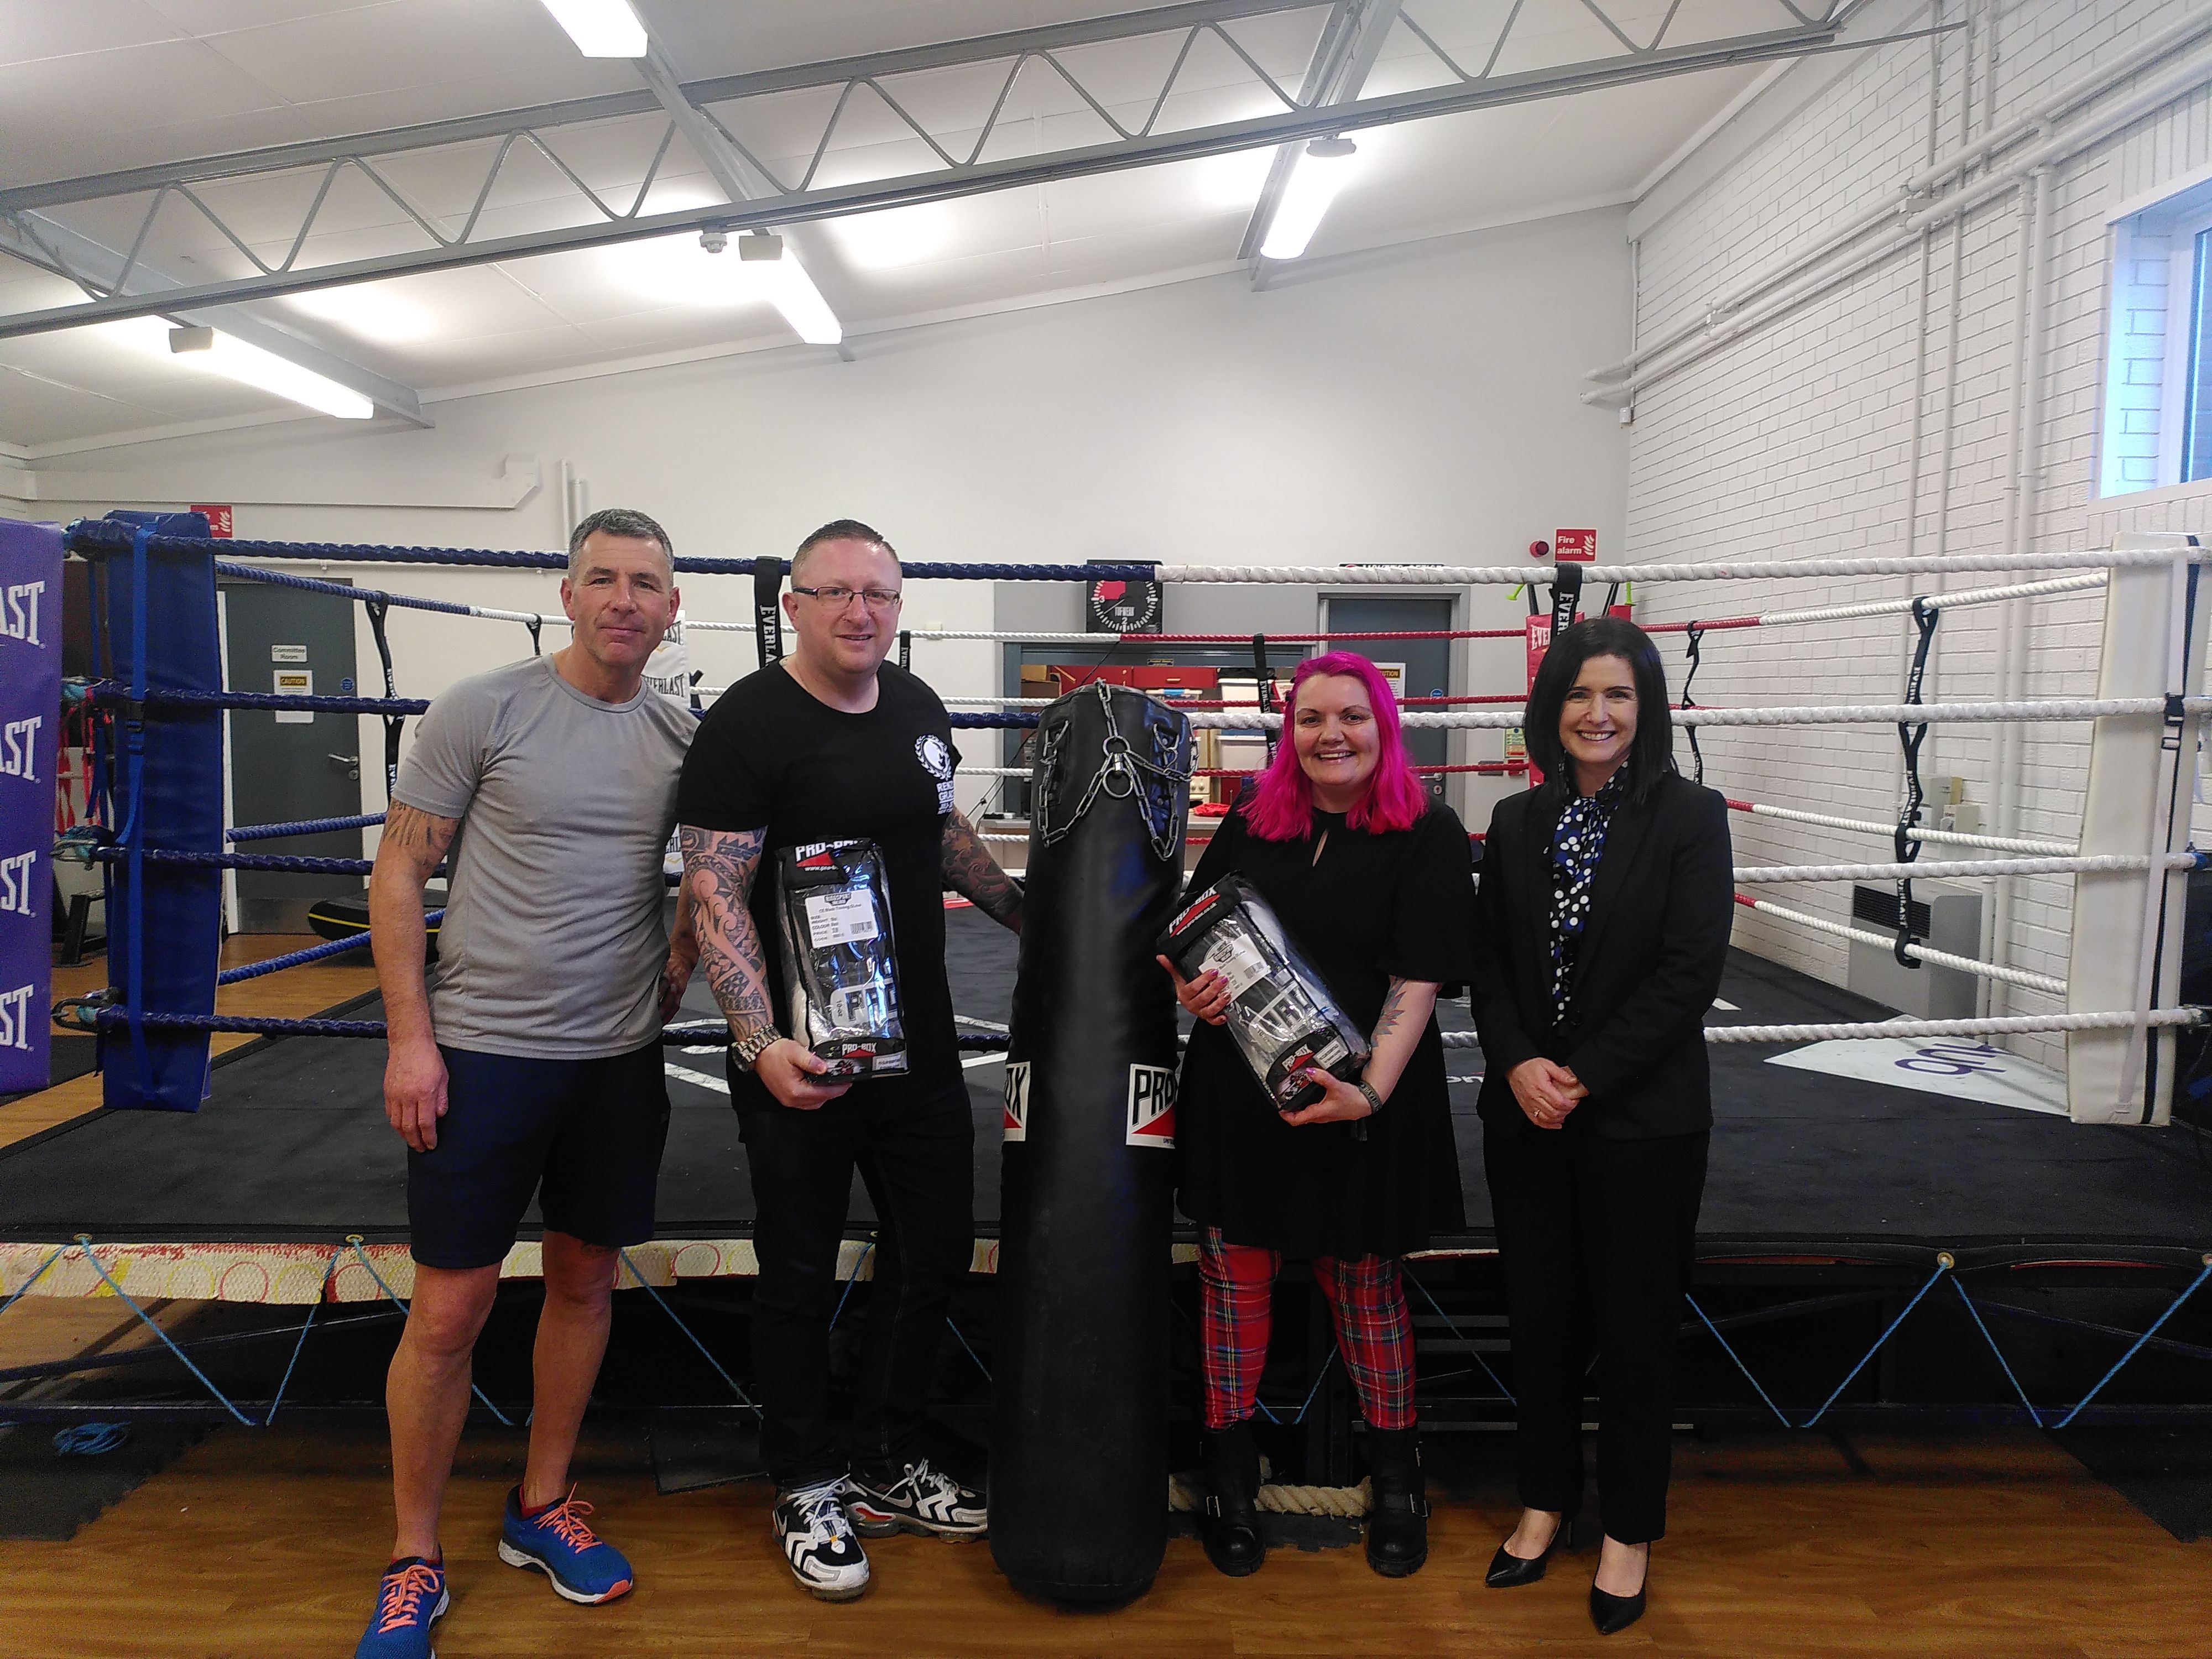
406;1041;671;1271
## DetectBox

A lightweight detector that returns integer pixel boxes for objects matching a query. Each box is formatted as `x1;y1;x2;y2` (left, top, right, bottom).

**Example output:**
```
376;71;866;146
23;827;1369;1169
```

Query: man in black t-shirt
676;519;1022;1603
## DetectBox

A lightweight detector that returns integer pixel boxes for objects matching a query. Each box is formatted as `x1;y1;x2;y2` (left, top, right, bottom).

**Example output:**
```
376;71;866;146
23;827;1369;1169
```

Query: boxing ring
3;511;2209;1446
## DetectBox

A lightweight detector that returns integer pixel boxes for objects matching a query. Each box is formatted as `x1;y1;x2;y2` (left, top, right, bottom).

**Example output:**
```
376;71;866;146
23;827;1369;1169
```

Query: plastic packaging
774;838;907;1077
1156;873;1369;1112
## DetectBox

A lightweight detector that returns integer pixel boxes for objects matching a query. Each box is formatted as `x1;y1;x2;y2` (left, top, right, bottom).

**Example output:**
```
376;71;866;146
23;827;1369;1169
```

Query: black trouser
733;1073;975;1491
1483;1121;1708;1546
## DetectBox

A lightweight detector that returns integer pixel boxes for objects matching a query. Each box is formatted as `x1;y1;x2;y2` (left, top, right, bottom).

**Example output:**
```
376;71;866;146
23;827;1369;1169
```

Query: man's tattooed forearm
941;810;1022;926
681;825;776;1037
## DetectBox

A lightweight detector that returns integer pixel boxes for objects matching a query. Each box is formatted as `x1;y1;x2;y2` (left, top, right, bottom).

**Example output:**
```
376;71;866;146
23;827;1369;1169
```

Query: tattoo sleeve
941;808;1024;932
679;825;776;1040
368;802;461;1050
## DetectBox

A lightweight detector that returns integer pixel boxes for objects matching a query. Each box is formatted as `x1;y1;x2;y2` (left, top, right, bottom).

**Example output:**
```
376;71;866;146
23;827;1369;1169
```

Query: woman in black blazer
1470;616;1732;1636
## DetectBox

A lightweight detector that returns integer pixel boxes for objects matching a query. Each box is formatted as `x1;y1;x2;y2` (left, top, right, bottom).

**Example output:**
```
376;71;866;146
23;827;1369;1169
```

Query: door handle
327;752;360;779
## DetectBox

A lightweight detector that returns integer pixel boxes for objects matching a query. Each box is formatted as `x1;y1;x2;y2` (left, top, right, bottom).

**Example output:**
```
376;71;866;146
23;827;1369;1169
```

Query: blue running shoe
354;1557;447;1659
497;1485;635;1604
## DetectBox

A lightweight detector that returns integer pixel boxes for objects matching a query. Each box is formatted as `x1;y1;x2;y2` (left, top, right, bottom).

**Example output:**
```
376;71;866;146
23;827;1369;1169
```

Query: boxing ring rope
1726;798;2079;857
30;516;2210;1440
1731;895;2070;997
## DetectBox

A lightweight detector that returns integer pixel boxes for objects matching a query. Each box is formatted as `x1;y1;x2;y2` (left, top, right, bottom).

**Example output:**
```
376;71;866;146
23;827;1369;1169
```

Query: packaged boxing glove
1157;873;1369;1112
774;838;907;1077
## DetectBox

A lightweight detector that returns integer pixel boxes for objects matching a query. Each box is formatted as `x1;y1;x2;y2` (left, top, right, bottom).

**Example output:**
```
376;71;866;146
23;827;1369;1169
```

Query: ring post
2066;532;2206;1125
0;517;63;1095
92;510;223;1112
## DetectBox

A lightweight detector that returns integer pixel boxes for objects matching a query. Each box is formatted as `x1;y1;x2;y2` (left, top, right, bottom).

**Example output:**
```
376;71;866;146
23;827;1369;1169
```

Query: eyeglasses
792;583;902;611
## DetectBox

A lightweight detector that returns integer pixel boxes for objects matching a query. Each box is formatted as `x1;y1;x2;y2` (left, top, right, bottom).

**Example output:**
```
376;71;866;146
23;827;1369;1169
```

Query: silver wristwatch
731;1027;781;1072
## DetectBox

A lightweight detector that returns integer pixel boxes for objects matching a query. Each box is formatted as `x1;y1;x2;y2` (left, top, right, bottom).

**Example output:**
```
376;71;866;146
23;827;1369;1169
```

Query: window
2100;172;2212;498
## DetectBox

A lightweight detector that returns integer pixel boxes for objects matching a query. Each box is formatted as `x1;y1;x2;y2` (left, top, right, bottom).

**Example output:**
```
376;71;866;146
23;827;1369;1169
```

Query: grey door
220;580;363;933
1324;596;1453;805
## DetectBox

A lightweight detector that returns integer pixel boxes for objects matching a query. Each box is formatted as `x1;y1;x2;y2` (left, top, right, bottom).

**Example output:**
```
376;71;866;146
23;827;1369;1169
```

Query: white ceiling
0;0;1788;451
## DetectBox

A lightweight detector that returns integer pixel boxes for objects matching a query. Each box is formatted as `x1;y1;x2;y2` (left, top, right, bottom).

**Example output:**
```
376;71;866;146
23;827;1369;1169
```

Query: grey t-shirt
392;655;695;1059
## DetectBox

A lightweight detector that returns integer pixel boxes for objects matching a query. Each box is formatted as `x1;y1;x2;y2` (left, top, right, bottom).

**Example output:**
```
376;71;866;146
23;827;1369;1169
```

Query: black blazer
1472;770;1733;1140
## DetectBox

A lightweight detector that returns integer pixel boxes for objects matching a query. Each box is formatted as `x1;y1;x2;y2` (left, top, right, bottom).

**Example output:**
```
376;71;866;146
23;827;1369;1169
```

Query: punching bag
992;683;1191;1605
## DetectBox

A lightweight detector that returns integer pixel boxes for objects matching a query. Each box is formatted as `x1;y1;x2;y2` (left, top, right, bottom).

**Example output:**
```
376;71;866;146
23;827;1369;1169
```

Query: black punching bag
992;684;1191;1605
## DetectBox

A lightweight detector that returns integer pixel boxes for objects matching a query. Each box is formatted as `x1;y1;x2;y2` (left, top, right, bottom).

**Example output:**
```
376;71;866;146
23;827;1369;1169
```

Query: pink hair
1240;651;1429;841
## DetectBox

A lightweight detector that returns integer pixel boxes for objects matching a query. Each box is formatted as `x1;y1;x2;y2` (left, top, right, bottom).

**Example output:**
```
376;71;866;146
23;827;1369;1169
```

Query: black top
675;661;962;1096
1175;801;1477;1259
1472;771;1733;1140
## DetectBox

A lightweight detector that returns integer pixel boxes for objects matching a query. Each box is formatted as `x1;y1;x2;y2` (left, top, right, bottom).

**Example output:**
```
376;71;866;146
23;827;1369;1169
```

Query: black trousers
733;1073;975;1491
1483;1120;1708;1545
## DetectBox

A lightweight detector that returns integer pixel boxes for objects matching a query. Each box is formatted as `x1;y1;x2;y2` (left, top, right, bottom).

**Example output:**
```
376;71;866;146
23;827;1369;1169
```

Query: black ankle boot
1363;1425;1430;1577
1199;1421;1265;1577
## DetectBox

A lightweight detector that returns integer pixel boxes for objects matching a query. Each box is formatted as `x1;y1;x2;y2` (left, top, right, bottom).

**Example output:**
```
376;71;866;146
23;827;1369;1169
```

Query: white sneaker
773;1478;870;1601
846;1457;989;1539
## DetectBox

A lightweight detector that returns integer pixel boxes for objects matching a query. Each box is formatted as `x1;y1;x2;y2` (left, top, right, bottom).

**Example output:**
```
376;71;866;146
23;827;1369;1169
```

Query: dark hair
568;507;672;576
792;518;900;583
1523;615;1677;803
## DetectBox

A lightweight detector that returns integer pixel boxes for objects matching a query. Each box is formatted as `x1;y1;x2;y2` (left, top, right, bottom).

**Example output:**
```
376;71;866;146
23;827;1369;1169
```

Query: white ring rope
1700;1009;2204;1044
1429;1010;2202;1047
1739;896;2068;995
1753;572;2110;627
1735;853;2202;883
1733;801;2078;855
1155;550;2203;585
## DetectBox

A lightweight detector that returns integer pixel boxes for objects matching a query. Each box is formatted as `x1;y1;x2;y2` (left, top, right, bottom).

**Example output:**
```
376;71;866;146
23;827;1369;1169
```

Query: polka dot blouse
1547;771;1629;1021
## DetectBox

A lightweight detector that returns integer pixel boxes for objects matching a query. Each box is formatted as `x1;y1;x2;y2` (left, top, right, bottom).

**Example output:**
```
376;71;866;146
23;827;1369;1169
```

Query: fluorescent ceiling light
1259;137;1358;262
738;233;843;346
285;282;434;343
169;325;373;419
539;0;646;57
832;205;951;271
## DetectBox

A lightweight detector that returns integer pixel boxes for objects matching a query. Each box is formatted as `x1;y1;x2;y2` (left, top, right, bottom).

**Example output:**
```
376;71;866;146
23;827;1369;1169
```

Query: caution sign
1126;1063;1176;1148
1003;1061;1031;1143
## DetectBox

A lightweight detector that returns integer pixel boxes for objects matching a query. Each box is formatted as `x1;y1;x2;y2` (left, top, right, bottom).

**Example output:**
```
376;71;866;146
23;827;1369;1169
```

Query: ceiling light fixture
735;232;843;346
168;325;373;419
538;0;647;58
1259;137;1358;262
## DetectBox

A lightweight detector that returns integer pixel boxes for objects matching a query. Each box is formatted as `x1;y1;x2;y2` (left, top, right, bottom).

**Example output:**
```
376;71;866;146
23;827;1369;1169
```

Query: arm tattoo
375;801;458;875
941;809;1024;930
680;825;776;1040
1371;975;1415;1047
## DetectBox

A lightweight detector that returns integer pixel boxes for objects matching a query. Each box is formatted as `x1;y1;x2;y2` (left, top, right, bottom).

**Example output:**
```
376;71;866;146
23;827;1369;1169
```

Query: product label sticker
803;887;879;946
1126;1063;1176;1147
1197;933;1269;996
1003;1061;1031;1142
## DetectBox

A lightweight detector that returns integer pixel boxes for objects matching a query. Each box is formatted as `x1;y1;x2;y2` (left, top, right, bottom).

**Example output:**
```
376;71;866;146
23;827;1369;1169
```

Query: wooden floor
3;945;2210;1655
0;1422;2204;1657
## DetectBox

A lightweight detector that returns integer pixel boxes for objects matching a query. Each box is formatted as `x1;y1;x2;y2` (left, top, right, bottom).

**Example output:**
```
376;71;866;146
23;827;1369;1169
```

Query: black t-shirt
675;661;962;1094
1175;801;1478;1258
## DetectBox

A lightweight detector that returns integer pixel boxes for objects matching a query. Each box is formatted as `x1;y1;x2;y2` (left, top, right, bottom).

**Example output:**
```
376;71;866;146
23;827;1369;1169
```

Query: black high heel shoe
1589;1551;1648;1635
1484;1517;1564;1588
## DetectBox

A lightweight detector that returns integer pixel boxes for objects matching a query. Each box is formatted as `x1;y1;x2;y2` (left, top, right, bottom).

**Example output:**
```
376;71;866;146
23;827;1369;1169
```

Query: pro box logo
1003;1061;1031;1143
1126;1064;1175;1148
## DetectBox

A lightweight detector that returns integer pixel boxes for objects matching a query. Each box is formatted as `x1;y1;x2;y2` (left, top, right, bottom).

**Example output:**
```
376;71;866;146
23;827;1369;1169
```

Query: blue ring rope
228;812;387;842
69;522;1160;583
216;915;441;985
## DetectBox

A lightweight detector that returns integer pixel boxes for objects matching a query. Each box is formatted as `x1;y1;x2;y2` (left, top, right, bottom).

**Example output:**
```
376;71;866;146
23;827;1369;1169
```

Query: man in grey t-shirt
354;509;693;1659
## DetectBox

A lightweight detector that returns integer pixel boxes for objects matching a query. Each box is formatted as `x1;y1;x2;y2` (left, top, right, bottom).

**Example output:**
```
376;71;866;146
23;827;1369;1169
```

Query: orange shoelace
374;1563;441;1634
530;1488;601;1551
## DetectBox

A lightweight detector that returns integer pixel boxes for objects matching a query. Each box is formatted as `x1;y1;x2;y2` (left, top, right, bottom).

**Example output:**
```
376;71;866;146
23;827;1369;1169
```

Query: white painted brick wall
1627;0;2212;1070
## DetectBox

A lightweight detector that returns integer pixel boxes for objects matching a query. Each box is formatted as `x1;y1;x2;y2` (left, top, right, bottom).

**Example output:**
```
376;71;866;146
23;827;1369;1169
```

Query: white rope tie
1739;896;2068;995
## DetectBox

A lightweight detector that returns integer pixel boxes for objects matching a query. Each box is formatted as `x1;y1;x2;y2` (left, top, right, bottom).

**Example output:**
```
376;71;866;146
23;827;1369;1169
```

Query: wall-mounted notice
0;518;62;1094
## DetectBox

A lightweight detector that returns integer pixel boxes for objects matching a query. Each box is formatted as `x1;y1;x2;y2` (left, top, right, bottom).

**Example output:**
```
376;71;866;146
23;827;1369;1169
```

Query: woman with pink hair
1157;651;1477;1582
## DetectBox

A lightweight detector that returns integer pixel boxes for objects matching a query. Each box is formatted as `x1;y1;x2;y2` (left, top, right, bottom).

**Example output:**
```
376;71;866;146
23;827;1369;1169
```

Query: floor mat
0;1421;208;1541
2052;1426;2212;1541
